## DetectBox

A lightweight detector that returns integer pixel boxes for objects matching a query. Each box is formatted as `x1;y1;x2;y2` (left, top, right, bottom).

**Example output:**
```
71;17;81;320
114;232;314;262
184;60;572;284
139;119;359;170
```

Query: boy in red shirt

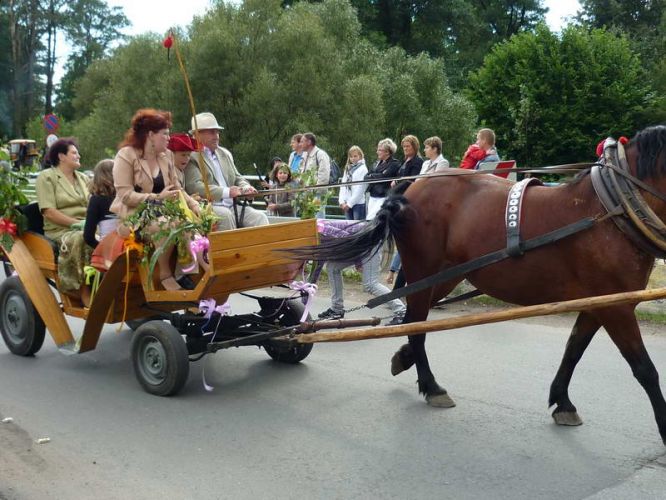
459;128;497;169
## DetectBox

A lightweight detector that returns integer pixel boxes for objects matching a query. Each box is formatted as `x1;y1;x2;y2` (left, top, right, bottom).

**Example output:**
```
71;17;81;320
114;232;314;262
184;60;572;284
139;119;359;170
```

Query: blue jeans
345;204;366;221
390;252;401;273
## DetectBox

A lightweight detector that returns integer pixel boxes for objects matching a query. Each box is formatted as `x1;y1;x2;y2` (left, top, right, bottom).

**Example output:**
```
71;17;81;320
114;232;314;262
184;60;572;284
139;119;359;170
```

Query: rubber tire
262;300;313;364
0;276;46;356
126;316;162;331
131;320;189;396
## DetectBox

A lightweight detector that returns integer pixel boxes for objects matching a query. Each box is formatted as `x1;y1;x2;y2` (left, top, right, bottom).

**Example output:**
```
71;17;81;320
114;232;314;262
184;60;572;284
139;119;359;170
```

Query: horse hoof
426;393;456;408
390;354;405;376
552;411;583;426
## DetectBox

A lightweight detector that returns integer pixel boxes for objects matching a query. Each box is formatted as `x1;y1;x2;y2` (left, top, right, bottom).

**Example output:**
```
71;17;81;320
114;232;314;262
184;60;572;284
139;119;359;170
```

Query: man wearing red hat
184;112;268;230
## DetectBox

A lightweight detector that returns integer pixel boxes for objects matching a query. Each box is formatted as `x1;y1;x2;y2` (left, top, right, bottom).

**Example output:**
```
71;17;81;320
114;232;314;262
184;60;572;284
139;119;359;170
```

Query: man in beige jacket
184;112;268;230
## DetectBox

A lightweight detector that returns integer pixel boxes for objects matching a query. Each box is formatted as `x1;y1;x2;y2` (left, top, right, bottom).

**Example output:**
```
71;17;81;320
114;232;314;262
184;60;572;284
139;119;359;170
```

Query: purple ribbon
199;298;231;318
199;297;231;393
182;235;210;273
288;280;318;321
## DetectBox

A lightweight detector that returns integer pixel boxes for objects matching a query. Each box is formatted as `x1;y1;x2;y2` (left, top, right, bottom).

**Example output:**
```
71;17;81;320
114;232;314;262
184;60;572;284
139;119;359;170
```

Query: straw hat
190;112;224;133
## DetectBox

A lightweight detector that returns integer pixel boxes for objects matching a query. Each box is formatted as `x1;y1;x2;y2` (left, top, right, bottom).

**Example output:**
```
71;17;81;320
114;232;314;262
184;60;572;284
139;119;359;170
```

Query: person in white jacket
338;145;368;220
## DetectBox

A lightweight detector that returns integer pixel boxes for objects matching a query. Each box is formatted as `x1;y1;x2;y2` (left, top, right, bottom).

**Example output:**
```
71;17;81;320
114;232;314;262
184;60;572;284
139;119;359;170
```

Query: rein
239;162;595;199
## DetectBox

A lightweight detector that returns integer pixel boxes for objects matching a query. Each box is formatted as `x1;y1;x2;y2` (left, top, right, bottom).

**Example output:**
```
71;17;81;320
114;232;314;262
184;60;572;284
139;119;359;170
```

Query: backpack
315;150;342;184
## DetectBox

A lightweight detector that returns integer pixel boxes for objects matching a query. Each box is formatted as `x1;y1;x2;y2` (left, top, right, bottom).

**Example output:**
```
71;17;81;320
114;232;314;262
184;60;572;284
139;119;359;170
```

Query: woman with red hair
110;109;201;290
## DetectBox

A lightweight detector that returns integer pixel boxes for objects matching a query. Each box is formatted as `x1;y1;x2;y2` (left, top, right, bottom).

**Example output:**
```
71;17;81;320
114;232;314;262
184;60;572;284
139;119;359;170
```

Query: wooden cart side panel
209;236;317;275
4;239;74;347
207;219;317;249
19;232;57;271
200;263;304;298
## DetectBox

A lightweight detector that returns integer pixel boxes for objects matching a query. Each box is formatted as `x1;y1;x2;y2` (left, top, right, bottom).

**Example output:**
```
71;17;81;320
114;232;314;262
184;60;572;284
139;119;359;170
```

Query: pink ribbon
182;235;210;273
288;280;318;321
199;298;231;318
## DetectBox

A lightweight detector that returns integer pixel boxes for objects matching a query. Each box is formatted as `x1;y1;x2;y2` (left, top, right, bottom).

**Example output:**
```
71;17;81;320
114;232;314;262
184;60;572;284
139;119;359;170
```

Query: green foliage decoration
291;168;330;220
0;161;30;252
124;199;219;287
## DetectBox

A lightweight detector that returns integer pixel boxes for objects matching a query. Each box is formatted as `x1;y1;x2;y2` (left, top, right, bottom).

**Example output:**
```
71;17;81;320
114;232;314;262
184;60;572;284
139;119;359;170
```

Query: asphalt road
2;281;666;499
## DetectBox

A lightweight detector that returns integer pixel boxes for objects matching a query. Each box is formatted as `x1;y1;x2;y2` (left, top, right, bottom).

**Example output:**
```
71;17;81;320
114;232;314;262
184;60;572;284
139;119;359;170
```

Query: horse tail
291;194;411;264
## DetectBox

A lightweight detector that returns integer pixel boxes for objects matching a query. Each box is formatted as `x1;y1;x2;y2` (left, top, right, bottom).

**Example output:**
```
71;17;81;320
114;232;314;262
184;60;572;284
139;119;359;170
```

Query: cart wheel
262;300;313;364
0;276;46;356
126;316;162;331
131;321;189;396
3;260;13;278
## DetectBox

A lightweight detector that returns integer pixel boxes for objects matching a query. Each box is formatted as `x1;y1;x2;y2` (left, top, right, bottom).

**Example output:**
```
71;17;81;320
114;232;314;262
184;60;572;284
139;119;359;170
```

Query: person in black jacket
387;135;424;283
365;138;401;221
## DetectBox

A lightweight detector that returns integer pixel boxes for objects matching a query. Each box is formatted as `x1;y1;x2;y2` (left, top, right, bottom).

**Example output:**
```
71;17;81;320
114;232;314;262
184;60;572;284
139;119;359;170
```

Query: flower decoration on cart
0;155;31;253
123;195;219;287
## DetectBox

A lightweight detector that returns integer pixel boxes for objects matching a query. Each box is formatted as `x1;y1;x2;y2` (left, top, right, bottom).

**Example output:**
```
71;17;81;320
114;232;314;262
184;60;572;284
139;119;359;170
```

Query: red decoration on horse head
596;135;630;158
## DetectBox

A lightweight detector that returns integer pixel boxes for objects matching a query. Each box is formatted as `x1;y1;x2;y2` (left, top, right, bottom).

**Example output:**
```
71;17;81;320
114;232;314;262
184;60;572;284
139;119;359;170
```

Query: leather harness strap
366;214;605;309
505;178;542;257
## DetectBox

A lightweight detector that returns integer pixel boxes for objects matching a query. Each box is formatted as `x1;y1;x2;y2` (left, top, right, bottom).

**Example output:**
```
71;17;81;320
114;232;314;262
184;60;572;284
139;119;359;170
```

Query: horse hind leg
549;311;600;426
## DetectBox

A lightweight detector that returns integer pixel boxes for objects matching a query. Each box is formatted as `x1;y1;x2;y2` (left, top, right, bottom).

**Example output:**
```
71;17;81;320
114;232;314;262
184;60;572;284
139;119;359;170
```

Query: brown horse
300;125;666;444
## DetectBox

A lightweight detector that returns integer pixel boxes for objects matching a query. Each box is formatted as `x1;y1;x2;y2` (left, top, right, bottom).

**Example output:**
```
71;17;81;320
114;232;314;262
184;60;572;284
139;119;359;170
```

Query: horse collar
505;177;542;257
591;141;666;259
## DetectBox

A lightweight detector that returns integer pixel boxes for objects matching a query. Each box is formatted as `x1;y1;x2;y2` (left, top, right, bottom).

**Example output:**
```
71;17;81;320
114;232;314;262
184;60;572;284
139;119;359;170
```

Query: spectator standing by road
339;145;368;221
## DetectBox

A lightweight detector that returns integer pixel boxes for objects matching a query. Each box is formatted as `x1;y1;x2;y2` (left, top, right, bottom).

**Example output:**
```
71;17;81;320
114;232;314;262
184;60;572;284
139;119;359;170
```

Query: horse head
628;124;666;180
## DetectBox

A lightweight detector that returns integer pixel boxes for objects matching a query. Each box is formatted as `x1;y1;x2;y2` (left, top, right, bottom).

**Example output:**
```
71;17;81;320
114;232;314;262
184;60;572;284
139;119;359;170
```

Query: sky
54;0;581;82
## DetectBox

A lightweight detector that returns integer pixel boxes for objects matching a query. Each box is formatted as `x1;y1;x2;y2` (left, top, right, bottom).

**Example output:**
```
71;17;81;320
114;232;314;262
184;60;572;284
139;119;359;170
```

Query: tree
5;0;45;137
467;26;653;167
42;0;67;114
286;0;547;86
578;0;666;122
67;0;476;168
56;0;129;120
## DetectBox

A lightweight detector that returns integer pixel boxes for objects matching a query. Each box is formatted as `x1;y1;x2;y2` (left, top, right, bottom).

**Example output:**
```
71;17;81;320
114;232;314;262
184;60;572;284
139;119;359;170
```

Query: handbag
90;231;127;271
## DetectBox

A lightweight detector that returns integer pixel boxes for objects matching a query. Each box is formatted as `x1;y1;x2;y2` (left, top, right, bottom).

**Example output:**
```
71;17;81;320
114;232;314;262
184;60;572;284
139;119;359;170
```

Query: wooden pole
293;287;666;344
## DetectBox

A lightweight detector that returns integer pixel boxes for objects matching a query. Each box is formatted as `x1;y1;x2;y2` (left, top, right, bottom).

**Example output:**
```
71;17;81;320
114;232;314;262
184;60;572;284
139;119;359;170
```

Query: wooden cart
0;205;319;396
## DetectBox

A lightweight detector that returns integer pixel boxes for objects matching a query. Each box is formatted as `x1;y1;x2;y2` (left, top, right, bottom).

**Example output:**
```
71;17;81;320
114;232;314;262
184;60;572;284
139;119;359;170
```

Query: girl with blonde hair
339;145;368;221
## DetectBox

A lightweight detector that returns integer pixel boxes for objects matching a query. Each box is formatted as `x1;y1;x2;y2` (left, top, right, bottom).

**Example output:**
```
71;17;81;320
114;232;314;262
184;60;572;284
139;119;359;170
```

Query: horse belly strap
505;178;542;257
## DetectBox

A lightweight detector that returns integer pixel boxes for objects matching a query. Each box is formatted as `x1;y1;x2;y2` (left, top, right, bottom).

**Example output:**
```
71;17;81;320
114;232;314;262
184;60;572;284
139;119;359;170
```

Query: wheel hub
3;294;26;343
138;337;167;385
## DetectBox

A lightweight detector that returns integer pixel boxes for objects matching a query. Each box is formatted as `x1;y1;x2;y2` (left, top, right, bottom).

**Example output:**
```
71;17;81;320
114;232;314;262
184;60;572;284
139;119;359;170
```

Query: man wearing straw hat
184;112;268;230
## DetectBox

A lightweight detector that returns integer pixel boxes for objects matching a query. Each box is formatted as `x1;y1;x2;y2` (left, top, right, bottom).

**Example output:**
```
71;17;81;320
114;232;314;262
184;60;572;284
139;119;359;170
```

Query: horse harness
366;139;666;310
591;140;666;259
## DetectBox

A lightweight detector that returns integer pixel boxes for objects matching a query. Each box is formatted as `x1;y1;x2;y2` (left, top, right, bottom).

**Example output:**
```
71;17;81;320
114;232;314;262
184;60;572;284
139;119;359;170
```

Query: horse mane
632;125;666;179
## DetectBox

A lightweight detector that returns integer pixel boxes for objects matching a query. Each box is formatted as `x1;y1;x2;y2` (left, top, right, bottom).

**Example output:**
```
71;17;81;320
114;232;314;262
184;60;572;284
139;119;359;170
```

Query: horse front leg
600;306;666;445
549;311;600;426
408;332;456;407
393;287;455;407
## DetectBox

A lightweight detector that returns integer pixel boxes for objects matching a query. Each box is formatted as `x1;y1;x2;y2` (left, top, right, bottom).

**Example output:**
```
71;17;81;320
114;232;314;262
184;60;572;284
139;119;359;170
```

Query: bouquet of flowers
124;197;219;284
